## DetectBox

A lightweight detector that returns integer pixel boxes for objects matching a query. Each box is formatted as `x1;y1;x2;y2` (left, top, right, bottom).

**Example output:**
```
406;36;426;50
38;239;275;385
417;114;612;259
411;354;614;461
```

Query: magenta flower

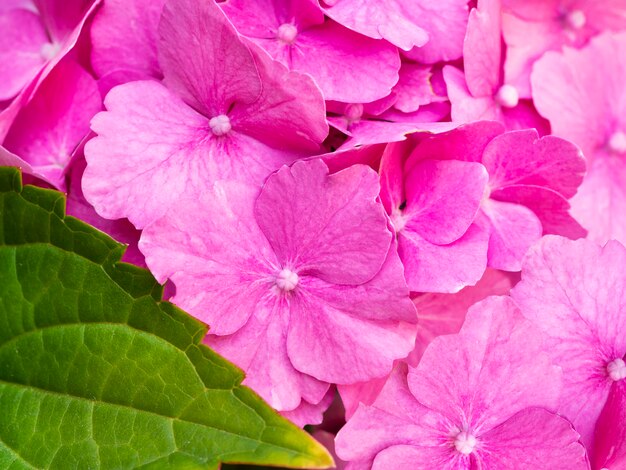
320;0;468;62
83;0;328;229
409;121;586;272
0;0;99;104
443;0;549;132
503;0;626;97
336;296;589;469
531;32;626;245
221;0;400;102
140;159;416;415
0;58;101;190
512;236;626;449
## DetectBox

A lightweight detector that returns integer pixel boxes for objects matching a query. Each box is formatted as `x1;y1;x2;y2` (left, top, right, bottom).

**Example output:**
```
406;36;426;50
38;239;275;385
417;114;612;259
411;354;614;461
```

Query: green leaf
0;167;333;470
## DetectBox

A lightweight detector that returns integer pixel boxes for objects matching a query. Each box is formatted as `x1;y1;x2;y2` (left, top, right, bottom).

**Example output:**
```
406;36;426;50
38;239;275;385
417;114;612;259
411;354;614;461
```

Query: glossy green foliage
0;168;333;470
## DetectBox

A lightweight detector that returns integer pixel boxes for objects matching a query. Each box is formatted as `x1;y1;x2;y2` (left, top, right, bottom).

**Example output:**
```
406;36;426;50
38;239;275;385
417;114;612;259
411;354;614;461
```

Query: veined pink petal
593;381;626;469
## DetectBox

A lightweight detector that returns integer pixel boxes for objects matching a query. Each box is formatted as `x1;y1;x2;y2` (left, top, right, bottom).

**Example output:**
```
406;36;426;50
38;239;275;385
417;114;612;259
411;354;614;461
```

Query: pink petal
0;8;48;101
34;0;97;41
140;180;279;336
320;0;429;51
287;251;415;384
281;389;334;427
443;65;503;123
288;21;400;103
255;159;392;286
491;185;586;239
3;59;101;191
407;120;504;166
379;140;411;214
398;224;489;293
411;268;518;362
335;365;429;465
512;236;626;446
90;0;165;80
463;0;502;97
570;156;626;245
158;0;262;117
372;444;461;470
409;296;562;431
229;41;328;151
592;381;626;469
393;63;438;113
401;0;469;63
479;199;543;271
482;129;586;198
402;159;488;245
206;298;330;411
480;408;589;469
66;158;144;267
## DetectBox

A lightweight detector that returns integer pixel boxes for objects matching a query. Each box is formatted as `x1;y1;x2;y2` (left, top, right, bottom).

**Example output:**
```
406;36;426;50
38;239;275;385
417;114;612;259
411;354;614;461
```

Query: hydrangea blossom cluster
1;0;625;467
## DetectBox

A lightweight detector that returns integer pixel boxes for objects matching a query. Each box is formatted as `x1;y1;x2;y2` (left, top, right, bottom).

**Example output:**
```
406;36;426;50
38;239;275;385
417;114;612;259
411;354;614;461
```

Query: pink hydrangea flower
83;0;328;229
502;0;626;97
408;121;586;272
221;0;401;103
443;0;549;132
140;159;416;415
320;0;468;63
511;235;626;449
0;0;99;105
531;32;626;245
336;296;589;469
1;58;101;190
380;136;490;293
339;268;518;420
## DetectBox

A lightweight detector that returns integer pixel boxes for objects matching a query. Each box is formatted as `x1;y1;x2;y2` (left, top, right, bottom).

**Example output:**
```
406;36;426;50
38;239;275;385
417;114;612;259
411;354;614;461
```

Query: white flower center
40;42;60;60
495;84;519;108
277;23;298;44
566;10;586;29
209;114;231;136
608;130;626;154
607;358;626;382
454;431;478;455
276;268;299;292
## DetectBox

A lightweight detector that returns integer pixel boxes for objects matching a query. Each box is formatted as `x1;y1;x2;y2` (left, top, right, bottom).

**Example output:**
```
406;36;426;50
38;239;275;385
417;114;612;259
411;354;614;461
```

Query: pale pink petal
401;159;488;245
3;60;101;191
411;268;518;361
479;199;543;271
464;0;502;97
409;296;561;430
90;0;165;80
592;381;626;470
320;0;429;51
320;143;385;174
402;0;469;63
398;224;489;294
338;375;388;420
479;408;589;469
158;0;262;116
206;298;330;412
570;156;626;245
337;120;454;149
281;389;334;427
379;102;452;124
482;129;586;198
140;180;280;336
255;159;392;285
288;21;400;103
512;236;626;446
0;8;48;101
